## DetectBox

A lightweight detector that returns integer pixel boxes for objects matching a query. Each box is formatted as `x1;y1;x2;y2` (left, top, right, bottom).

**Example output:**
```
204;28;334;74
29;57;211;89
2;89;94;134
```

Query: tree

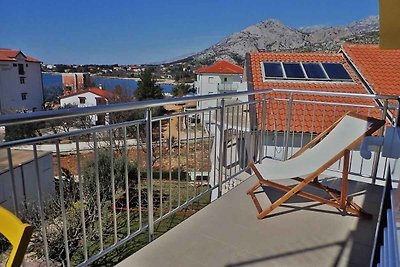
47;104;92;134
134;69;164;101
5;123;38;141
172;83;196;97
83;149;138;200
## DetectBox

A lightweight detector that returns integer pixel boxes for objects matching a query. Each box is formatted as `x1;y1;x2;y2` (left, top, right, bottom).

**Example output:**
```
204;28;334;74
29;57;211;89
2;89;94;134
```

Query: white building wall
0;55;43;113
0;153;55;211
60;91;108;125
195;73;246;109
60;91;101;108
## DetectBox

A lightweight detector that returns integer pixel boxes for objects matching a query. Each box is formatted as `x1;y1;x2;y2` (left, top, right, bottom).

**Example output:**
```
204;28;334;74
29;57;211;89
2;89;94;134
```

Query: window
20;77;25;84
283;63;305;79
208;77;215;84
303;63;327;79
18;64;24;75
26;63;28;67
223;77;228;82
21;93;27;100
263;62;284;78
322;63;352;81
79;97;86;104
13;63;17;67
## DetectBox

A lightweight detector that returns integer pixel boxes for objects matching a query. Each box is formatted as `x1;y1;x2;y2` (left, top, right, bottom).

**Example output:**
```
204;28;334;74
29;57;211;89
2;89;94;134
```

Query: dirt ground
54;101;209;176
54;142;211;176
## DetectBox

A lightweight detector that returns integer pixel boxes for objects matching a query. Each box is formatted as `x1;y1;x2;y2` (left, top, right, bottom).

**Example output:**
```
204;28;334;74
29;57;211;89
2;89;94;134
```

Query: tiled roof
59;87;114;99
195;60;243;74
247;51;380;133
342;44;400;96
0;49;41;63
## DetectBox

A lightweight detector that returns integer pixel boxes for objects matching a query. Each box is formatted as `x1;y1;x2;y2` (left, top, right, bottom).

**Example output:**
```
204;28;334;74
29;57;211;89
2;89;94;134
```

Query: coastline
43;72;178;85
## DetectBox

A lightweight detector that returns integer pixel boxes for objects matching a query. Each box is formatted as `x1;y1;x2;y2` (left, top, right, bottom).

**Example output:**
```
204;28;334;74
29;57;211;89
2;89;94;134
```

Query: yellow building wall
380;0;400;49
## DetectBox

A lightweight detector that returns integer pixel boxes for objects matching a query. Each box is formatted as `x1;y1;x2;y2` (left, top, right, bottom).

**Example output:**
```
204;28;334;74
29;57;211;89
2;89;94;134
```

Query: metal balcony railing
0;88;399;266
216;82;247;92
370;164;400;267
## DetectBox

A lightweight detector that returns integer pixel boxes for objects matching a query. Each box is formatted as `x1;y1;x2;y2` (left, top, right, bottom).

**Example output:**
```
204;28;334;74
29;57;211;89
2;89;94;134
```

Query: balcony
118;174;383;267
217;82;246;92
0;89;399;266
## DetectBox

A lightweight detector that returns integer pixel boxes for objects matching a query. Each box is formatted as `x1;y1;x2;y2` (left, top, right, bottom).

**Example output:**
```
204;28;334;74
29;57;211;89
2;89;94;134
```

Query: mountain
191;16;379;64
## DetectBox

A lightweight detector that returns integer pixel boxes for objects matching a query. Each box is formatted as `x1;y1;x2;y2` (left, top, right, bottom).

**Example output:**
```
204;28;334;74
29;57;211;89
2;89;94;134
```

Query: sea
42;72;175;101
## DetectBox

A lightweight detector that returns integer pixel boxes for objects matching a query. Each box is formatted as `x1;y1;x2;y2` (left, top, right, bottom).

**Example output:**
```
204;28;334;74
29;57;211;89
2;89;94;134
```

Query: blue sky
0;0;378;64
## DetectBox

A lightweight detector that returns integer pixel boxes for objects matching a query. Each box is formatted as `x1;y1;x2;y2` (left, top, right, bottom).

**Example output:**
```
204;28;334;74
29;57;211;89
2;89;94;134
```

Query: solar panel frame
261;61;354;83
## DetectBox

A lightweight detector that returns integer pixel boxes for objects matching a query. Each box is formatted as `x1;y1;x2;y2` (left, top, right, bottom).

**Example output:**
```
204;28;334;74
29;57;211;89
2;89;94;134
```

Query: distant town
41;61;197;85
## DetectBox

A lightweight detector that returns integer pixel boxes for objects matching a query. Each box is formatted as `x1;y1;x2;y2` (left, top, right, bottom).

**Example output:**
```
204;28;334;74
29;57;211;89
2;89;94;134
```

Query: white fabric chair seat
255;115;370;180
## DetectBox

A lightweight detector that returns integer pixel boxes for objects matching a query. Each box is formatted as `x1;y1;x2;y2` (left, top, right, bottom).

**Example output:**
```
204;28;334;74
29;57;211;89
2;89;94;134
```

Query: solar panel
263;62;284;78
322;63;352;81
283;63;305;79
303;63;327;79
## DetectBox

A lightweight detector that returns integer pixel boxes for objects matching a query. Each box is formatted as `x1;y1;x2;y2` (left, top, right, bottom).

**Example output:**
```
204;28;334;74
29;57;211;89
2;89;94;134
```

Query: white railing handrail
0;88;398;126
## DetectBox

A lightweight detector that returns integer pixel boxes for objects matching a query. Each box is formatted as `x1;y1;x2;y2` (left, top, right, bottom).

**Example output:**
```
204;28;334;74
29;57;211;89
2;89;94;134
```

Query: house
340;44;400;97
0;49;43;113
194;60;247;109
62;72;90;95
59;87;114;125
245;50;379;132
0;149;55;211
127;65;145;73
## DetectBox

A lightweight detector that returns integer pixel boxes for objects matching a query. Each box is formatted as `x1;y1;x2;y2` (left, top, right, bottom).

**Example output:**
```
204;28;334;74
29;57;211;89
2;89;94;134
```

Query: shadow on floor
229;178;382;267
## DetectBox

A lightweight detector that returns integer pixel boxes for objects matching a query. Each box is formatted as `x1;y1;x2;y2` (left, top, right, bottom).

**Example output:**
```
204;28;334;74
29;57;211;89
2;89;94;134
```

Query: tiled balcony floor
118;174;383;267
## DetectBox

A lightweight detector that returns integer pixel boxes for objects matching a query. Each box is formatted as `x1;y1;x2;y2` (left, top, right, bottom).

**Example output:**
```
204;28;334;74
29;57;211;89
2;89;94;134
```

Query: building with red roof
59;87;115;125
195;60;244;74
244;50;382;134
194;60;246;109
0;49;41;63
341;44;400;97
0;49;43;113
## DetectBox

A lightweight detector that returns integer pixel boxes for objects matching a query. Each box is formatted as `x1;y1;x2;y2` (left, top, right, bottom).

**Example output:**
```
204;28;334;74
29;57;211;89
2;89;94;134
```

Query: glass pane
263;62;283;78
283;63;305;79
303;63;327;79
322;63;352;80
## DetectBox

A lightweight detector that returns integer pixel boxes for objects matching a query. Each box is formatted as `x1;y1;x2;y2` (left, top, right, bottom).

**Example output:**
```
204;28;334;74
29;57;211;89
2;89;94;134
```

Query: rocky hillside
193;16;379;64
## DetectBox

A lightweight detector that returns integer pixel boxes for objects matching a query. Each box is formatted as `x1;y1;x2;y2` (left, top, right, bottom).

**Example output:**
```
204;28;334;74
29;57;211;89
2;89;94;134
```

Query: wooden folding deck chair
247;112;385;220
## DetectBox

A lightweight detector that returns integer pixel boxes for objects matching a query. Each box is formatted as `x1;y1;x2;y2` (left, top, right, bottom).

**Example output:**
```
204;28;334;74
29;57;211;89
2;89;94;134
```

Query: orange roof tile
0;49;41;63
247;51;380;133
195;60;243;74
342;44;400;96
60;87;114;99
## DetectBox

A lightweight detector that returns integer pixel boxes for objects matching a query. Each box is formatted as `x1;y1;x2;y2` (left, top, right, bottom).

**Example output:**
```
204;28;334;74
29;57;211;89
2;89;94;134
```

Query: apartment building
0;49;43;113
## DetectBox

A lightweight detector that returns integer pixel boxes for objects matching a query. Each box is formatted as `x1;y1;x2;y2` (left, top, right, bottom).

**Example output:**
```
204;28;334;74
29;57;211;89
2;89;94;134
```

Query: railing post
396;98;400;127
145;108;154;242
283;94;293;160
218;99;225;198
371;99;389;184
258;98;267;163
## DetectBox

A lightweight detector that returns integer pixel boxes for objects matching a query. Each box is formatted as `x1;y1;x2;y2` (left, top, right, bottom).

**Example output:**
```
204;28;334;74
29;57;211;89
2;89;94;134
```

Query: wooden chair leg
247;183;263;213
247;182;261;195
257;174;317;219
